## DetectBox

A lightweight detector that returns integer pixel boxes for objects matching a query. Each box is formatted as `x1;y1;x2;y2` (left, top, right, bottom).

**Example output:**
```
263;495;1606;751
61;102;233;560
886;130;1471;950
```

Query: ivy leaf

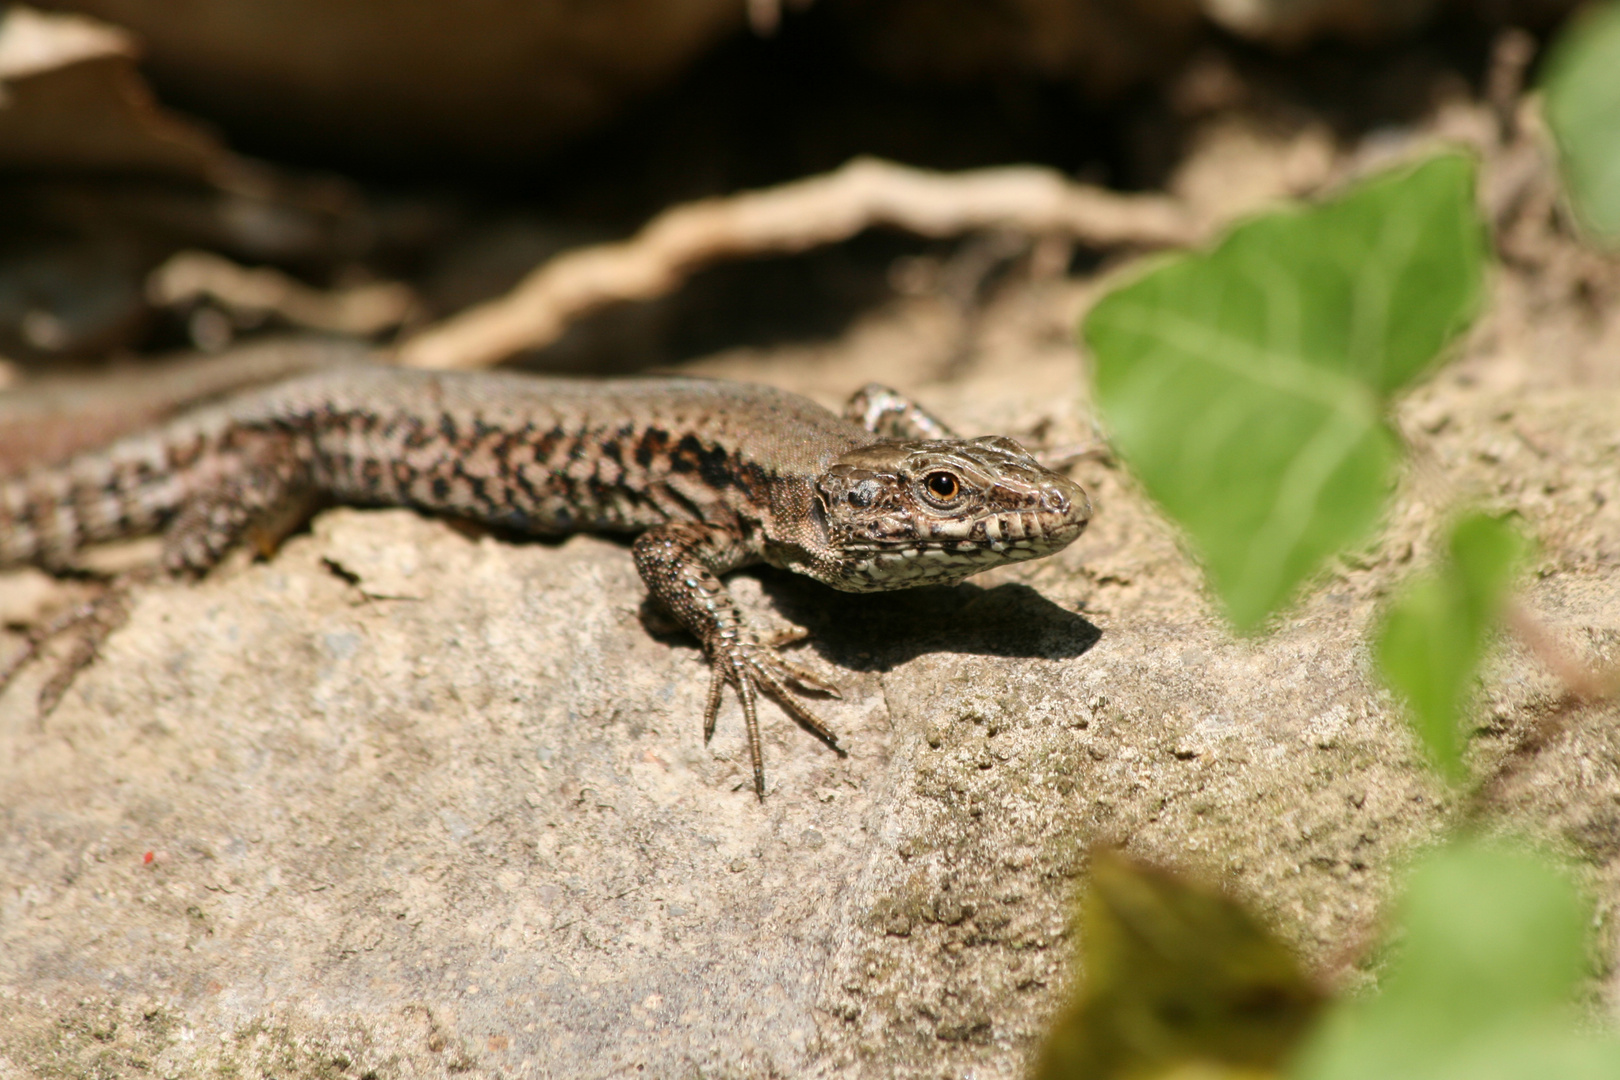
1034;851;1323;1080
1292;840;1616;1080
1544;1;1620;245
1084;154;1486;630
1374;513;1527;783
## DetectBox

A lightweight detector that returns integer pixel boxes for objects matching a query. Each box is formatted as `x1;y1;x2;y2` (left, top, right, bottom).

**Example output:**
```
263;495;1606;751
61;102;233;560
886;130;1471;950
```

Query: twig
1485;28;1537;143
1504;601;1620;704
149;250;420;336
396;156;1198;371
1468;602;1620;814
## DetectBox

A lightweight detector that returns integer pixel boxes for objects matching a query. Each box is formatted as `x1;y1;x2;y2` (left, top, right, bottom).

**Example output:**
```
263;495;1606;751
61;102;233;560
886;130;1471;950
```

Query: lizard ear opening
808;489;831;545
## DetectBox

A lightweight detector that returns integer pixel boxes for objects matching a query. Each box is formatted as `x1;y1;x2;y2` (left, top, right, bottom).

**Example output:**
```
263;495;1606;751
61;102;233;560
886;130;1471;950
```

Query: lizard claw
760;626;842;698
703;637;845;800
766;649;843;699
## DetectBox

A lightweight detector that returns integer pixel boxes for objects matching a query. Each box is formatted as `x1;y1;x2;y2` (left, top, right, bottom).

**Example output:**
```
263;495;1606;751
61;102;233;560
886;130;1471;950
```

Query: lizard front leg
632;521;842;798
844;383;957;439
847;382;1101;469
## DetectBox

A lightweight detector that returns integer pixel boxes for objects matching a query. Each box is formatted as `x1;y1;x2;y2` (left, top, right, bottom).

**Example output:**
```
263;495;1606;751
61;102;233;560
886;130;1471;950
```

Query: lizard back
0;368;879;566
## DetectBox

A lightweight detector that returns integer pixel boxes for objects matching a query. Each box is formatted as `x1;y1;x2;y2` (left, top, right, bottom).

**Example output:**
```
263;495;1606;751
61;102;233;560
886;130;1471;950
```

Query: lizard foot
0;574;142;718
704;636;845;800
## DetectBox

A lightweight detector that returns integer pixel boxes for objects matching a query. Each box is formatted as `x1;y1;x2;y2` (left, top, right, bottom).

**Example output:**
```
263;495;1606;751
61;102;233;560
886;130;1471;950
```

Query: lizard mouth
836;498;1091;591
868;475;1092;552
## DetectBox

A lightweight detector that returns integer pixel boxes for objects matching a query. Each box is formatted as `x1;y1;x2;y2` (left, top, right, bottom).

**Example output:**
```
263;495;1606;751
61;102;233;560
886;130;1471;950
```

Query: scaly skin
0;368;1092;797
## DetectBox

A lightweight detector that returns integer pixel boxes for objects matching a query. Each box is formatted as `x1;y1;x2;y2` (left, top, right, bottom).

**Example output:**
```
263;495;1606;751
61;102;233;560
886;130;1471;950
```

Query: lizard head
806;436;1091;592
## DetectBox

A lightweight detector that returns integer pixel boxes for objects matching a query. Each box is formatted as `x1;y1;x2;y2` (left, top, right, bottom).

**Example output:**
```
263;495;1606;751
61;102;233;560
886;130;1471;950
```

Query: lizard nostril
1044;490;1069;512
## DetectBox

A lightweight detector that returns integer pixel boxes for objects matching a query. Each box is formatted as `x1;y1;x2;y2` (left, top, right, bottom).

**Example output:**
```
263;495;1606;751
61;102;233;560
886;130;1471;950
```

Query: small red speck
143;851;154;864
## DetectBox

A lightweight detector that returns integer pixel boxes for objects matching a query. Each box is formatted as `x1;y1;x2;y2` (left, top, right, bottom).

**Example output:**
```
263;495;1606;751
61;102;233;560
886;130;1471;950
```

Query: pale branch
1505;601;1620;704
396;156;1199;371
1469;602;1619;817
149;250;420;336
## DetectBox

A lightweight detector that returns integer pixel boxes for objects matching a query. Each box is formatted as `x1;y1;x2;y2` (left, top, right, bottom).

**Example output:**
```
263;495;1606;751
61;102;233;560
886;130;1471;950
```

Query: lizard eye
923;471;961;502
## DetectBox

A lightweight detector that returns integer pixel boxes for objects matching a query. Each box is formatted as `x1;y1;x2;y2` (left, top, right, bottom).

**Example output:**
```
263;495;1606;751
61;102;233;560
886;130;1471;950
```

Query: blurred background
0;0;1589;378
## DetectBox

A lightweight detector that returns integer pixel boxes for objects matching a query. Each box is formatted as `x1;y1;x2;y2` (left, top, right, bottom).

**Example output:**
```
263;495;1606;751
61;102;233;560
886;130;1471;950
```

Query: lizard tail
0;425;217;569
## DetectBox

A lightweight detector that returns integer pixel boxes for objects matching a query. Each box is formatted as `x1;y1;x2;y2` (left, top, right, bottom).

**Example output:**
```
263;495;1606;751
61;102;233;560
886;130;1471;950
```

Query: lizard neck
756;472;842;577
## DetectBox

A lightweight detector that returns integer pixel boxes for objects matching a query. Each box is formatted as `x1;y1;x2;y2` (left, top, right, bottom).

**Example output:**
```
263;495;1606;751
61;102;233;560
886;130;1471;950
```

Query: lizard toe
762;651;842;699
743;646;843;752
705;639;846;799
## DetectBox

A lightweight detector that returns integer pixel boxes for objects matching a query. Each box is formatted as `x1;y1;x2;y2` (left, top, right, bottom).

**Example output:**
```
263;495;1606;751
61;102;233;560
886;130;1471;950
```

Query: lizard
0;367;1092;797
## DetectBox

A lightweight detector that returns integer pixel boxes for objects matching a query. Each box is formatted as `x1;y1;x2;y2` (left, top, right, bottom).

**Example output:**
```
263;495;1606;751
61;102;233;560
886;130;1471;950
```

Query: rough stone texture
4;150;1620;1080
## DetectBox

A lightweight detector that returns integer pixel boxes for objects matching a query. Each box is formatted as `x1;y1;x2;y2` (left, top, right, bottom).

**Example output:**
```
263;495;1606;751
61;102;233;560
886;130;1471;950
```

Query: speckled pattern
0;368;1090;795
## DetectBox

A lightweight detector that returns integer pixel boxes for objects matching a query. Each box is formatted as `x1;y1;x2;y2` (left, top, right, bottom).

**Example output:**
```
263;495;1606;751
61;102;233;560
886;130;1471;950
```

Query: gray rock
3;286;1618;1078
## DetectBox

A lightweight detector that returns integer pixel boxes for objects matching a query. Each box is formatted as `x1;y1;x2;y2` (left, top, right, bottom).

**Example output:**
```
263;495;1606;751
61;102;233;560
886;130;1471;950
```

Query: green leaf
1375;513;1527;782
1425;1028;1620;1080
1035;851;1323;1080
1291;840;1614;1080
1084;154;1486;630
1544;1;1620;244
1387;841;1587;1025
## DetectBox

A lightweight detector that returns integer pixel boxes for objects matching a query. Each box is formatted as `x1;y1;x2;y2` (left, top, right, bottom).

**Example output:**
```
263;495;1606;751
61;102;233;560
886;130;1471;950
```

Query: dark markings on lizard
0;370;1092;800
633;428;668;469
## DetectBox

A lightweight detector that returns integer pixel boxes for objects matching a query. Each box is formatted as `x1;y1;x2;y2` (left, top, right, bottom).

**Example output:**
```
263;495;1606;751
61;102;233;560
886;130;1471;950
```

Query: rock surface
3;236;1620;1079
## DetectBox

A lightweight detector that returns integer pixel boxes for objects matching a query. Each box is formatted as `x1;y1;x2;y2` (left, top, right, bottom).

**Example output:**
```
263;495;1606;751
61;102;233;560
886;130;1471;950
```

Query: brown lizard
0;368;1091;796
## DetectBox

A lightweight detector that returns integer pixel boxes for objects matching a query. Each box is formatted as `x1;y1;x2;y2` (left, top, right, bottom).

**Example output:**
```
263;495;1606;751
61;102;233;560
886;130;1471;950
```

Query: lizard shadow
749;569;1102;672
475;527;1100;671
